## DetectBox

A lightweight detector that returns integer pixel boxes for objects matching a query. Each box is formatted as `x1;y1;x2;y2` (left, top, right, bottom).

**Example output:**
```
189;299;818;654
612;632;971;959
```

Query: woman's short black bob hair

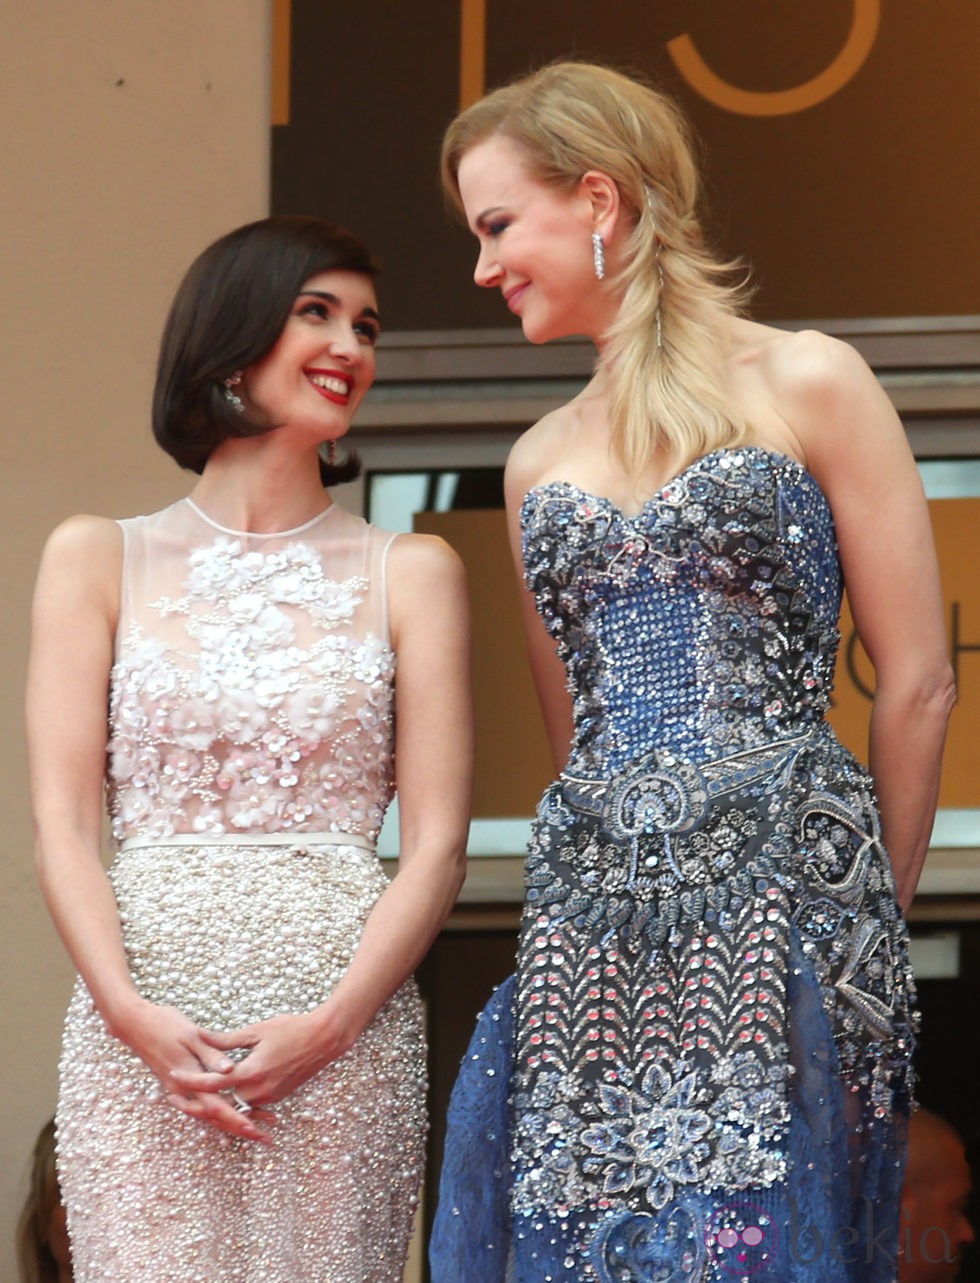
152;215;379;486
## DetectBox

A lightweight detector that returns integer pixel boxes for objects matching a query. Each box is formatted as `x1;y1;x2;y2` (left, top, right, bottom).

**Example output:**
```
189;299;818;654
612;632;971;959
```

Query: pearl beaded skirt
56;840;427;1283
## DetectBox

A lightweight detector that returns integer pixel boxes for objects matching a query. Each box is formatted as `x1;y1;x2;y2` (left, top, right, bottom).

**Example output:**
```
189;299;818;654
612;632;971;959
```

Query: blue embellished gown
430;447;916;1283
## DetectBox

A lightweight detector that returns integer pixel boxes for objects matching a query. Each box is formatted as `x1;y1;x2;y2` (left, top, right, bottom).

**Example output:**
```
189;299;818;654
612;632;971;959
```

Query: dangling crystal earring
223;371;245;414
325;438;337;467
592;231;605;281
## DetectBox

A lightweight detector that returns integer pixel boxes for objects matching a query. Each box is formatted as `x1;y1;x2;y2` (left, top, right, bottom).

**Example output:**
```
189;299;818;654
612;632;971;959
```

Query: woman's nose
328;326;363;363
473;244;502;288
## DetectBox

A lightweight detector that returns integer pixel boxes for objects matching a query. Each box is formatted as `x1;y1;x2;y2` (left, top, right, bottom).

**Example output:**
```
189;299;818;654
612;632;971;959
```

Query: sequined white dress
56;497;426;1283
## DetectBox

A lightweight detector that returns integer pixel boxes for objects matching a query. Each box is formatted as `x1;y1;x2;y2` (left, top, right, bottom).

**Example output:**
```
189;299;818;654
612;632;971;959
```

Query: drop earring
592;231;605;281
223;371;244;414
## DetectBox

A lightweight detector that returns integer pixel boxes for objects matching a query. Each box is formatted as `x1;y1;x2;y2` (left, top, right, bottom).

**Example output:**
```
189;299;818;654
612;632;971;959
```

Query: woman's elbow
882;659;957;725
935;661;958;726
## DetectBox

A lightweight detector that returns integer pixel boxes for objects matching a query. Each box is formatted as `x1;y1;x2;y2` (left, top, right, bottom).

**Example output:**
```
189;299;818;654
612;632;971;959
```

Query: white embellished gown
56;497;426;1283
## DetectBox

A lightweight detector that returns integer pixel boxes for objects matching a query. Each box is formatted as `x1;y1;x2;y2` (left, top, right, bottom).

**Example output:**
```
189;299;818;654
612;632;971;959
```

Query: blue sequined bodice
521;447;841;776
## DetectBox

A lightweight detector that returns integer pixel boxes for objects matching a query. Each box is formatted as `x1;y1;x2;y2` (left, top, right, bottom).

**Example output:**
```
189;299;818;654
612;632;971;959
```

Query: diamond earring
592;231;605;281
223;371;244;414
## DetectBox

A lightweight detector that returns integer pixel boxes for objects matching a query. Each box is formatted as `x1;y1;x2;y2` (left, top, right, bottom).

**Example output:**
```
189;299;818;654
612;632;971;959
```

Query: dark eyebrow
297;290;381;324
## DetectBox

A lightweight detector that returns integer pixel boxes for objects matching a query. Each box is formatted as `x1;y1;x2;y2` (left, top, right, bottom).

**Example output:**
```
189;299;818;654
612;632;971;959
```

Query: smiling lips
504;283;529;314
307;369;353;405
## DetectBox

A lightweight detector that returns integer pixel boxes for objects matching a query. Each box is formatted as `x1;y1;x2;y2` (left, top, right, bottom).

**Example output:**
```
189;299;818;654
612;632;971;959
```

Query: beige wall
0;4;269;1274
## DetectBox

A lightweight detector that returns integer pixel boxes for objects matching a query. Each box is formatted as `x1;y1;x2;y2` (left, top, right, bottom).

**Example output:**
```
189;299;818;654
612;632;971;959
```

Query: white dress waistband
117;831;376;855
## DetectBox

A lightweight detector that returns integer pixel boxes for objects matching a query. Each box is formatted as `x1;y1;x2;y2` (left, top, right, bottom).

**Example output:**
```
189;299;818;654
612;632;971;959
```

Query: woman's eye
487;220;509;237
354;321;380;345
299;301;329;320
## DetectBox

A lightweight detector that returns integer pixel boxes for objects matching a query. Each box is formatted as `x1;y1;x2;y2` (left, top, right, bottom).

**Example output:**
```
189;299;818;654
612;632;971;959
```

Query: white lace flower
107;731;149;782
191;806;226;836
253;674;296;709
169;699;219;751
186;537;249;595
287;688;340;738
214;597;294;651
310;578;364;624
118;789;154;826
310;642;348;678
160;749;202;786
352;637;391;684
229;788;287;830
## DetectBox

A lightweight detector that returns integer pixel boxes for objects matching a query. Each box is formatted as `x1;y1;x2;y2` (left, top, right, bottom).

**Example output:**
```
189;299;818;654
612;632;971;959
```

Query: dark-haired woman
27;216;472;1281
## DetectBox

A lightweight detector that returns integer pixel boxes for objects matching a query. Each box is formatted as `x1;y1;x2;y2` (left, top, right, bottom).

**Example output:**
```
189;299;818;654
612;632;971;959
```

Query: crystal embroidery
430;447;916;1283
57;499;426;1282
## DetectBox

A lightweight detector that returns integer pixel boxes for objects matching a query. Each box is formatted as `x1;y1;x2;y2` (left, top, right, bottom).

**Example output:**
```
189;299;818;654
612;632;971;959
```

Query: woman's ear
579;170;621;239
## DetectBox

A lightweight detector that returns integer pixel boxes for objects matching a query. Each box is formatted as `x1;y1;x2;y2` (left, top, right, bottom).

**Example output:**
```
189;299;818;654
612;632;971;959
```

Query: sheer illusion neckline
184;496;338;538
522;445;824;522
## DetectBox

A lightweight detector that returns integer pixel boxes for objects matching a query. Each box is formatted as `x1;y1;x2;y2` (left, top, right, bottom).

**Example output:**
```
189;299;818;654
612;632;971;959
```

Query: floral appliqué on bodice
107;500;396;844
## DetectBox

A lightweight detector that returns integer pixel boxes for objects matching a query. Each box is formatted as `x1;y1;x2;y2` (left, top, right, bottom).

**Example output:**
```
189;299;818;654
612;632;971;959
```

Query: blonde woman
430;62;953;1282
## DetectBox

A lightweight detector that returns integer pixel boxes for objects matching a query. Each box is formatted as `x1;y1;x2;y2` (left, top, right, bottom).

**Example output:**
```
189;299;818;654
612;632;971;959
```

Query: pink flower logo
703;1202;777;1276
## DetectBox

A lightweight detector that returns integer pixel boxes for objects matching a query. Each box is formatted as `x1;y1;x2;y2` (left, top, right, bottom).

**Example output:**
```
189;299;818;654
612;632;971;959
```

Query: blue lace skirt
430;757;915;1283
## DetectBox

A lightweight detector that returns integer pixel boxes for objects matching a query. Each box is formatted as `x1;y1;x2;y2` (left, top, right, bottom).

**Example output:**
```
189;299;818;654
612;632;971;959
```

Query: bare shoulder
760;326;873;401
735;323;898;471
32;515;123;635
386;531;466;586
386;533;469;653
38;515;123;583
742;327;887;450
504;405;572;502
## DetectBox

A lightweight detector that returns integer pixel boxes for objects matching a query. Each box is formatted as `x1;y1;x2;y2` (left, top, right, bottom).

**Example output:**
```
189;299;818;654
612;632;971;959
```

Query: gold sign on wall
830;498;980;810
272;0;292;126
458;0;881;114
667;0;880;116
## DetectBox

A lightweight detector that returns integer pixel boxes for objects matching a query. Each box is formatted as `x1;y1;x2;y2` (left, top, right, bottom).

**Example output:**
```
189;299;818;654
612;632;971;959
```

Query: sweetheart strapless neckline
521;444;827;523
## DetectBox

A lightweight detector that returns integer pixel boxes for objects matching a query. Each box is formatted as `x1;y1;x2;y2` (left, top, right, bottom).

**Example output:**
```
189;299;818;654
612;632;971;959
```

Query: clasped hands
124;998;356;1144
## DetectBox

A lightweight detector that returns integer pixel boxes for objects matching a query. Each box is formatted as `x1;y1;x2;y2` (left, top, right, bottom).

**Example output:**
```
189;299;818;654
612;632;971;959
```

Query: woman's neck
189;437;331;535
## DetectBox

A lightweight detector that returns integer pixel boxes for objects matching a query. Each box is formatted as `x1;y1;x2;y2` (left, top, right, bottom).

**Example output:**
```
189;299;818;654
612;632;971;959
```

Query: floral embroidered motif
501;448;916;1277
108;522;395;842
582;1065;713;1209
591;1203;706;1282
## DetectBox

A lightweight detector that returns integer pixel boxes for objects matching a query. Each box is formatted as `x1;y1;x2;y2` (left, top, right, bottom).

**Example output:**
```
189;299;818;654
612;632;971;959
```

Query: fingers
165;1034;237;1095
170;1062;292;1108
200;1027;254;1053
165;1090;275;1144
171;1065;238;1094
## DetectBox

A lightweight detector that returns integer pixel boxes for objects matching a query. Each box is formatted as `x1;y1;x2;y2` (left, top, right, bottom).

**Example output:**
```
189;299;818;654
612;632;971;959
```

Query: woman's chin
520;315;561;345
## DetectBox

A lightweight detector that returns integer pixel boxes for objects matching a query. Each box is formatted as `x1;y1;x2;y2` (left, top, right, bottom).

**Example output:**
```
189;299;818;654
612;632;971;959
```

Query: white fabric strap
118;831;376;854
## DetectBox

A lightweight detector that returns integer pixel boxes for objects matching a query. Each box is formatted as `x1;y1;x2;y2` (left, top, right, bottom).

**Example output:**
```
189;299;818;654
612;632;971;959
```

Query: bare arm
320;533;472;1028
177;534;473;1105
28;517;133;1018
504;436;574;772
779;333;955;911
27;517;266;1141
